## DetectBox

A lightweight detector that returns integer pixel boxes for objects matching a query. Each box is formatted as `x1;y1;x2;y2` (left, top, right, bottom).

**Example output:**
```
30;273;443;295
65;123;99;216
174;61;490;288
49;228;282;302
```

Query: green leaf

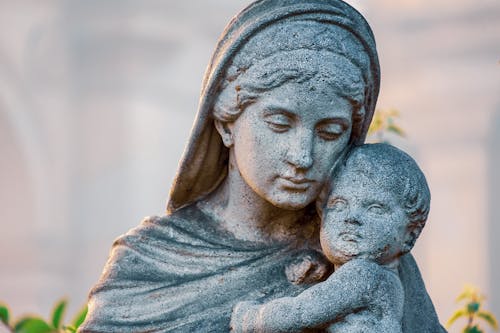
468;302;481;314
387;124;406;137
63;325;76;333
51;299;67;329
446;308;468;328
14;317;53;333
0;303;10;325
70;305;88;329
464;325;483;333
477;310;499;329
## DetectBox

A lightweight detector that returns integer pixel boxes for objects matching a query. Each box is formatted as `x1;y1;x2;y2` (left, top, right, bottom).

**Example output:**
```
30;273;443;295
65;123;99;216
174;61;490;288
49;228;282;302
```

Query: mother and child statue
79;0;447;332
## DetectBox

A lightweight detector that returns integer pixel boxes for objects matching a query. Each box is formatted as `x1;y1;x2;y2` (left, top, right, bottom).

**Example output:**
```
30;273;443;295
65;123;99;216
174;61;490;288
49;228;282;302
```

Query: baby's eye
264;113;292;132
316;122;346;141
367;204;387;215
326;198;348;212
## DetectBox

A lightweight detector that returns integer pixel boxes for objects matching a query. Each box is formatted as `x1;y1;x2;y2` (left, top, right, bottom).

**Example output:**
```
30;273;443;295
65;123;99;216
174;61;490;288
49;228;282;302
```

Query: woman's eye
264;114;292;132
327;198;348;211
317;123;346;140
367;204;387;215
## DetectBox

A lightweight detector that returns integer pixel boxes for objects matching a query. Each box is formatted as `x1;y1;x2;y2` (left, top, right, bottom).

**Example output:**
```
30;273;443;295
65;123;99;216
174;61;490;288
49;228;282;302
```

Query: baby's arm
230;259;379;333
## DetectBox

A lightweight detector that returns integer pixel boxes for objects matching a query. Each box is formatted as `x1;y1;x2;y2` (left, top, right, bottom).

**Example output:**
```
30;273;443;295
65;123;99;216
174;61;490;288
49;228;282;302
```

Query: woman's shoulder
119;203;213;241
113;203;255;253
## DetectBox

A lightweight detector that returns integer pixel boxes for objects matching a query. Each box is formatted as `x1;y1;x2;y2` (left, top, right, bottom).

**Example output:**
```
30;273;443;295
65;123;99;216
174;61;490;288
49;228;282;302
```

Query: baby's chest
325;310;402;333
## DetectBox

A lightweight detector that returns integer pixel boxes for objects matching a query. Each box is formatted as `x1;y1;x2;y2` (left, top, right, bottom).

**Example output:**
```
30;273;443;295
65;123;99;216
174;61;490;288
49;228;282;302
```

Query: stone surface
231;143;435;332
78;1;445;332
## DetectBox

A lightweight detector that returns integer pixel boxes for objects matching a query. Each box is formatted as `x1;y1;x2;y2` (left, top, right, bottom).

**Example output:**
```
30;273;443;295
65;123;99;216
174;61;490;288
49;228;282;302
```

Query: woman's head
209;19;373;210
167;0;380;213
213;20;369;144
215;75;355;210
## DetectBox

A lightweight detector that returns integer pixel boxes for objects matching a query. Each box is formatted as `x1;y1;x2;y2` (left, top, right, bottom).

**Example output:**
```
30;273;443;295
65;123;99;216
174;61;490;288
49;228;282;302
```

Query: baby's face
320;168;409;266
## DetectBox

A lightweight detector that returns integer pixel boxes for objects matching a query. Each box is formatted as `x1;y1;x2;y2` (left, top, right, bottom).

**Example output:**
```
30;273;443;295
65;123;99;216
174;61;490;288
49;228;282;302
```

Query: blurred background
0;0;499;330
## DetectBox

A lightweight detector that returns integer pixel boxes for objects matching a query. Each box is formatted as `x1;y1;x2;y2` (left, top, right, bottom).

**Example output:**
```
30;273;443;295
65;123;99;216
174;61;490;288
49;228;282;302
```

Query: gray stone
230;143;435;332
79;1;445;332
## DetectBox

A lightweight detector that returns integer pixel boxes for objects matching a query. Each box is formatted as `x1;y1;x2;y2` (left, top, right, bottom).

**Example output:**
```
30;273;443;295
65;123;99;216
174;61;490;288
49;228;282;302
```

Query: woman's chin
266;191;316;211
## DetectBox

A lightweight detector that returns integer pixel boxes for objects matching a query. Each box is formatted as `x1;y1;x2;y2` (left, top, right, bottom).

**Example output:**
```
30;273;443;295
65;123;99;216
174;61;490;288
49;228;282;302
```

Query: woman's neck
199;160;311;244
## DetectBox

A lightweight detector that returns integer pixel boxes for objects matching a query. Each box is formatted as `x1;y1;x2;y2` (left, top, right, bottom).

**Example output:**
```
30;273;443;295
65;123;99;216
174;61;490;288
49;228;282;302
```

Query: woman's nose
285;129;314;170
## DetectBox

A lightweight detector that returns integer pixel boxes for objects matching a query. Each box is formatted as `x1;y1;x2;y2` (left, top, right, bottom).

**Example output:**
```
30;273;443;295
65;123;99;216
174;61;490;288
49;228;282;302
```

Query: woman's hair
212;19;370;143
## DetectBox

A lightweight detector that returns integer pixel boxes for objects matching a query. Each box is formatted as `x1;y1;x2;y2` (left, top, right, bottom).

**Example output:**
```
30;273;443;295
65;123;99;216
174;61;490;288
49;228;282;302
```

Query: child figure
230;143;431;333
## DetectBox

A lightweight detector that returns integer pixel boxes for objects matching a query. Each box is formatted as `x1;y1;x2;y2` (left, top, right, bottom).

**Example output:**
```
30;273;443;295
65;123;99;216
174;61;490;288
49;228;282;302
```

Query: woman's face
229;80;353;210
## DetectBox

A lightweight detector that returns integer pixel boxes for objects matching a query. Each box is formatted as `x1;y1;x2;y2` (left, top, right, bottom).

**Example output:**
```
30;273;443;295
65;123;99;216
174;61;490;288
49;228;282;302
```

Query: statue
79;1;445;332
230;143;431;332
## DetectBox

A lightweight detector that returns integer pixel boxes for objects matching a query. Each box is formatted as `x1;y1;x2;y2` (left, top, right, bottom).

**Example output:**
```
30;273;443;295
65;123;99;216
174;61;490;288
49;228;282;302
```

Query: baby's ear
402;221;424;254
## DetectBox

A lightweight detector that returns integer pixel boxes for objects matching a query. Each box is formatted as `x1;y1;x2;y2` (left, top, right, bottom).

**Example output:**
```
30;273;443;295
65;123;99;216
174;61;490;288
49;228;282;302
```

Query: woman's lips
280;176;315;190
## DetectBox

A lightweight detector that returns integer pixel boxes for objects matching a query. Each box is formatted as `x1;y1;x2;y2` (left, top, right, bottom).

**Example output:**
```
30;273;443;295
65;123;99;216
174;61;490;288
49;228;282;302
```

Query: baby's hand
230;300;261;333
285;250;332;284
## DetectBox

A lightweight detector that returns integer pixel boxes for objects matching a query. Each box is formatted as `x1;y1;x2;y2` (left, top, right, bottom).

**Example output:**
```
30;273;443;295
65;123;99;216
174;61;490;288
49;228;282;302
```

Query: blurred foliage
0;300;87;333
367;108;405;143
446;285;498;333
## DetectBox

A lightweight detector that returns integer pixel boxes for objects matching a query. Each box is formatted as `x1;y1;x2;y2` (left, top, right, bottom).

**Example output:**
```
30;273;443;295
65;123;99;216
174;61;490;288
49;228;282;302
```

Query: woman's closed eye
264;113;293;132
316;121;347;141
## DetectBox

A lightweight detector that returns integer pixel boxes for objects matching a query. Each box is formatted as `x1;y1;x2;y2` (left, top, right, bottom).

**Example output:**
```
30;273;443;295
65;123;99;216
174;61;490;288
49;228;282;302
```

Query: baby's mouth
339;231;362;242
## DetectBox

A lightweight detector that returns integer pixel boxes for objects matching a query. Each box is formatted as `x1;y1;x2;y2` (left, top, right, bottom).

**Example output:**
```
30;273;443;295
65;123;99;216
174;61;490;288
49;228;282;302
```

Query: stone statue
79;1;445;332
230;143;431;332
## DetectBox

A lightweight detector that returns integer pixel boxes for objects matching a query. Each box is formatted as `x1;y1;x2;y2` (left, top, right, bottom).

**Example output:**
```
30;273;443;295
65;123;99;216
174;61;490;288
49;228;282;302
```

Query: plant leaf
14;317;53;333
446;308;468;328
387;109;400;117
51;299;67;329
464;325;483;333
468;302;481;314
387;124;406;137
457;285;484;303
368;116;383;136
0;303;9;325
63;325;76;333
477;310;499;329
70;305;88;329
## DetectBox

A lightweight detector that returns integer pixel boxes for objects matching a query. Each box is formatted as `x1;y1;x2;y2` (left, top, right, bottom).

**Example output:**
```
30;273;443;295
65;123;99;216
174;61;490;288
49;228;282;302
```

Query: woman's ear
214;119;234;148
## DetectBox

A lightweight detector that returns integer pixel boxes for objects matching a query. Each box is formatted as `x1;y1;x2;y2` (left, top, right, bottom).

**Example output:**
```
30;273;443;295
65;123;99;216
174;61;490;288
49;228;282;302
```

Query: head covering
167;0;380;213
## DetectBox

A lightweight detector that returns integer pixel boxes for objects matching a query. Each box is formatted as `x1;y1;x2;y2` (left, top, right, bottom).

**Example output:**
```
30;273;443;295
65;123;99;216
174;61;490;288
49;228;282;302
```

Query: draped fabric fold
80;205;309;332
80;205;444;332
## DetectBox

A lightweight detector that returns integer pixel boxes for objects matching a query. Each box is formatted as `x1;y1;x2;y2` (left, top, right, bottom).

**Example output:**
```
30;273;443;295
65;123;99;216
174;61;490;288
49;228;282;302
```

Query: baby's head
318;143;430;267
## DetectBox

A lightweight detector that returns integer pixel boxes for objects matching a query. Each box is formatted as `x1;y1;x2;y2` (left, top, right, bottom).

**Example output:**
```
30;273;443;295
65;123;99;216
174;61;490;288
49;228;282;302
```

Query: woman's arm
230;259;379;333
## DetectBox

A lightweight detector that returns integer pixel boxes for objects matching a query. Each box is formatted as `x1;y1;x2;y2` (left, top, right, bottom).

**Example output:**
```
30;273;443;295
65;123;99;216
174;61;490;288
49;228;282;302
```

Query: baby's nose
344;217;362;226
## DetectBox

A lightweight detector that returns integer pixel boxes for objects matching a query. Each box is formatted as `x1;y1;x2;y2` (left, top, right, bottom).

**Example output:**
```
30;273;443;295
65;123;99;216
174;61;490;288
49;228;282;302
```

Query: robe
79;205;312;332
79;204;445;332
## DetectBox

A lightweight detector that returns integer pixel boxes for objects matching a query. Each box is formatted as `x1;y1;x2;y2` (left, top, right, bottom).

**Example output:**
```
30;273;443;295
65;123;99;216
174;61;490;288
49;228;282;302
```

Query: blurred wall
0;0;499;329
490;108;500;321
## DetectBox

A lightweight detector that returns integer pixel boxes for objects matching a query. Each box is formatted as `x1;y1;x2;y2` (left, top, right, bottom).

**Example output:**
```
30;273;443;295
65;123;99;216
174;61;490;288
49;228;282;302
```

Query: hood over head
167;0;380;213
